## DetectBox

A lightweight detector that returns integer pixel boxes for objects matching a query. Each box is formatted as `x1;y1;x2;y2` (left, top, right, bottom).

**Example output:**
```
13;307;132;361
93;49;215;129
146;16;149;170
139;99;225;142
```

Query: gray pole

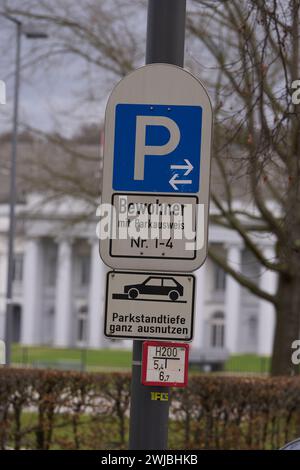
5;19;22;366
128;0;186;450
146;0;186;66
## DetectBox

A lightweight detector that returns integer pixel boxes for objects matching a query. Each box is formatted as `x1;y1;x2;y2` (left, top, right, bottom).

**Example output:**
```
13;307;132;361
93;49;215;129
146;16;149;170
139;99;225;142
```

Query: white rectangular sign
142;341;189;387
110;193;198;261
104;271;195;341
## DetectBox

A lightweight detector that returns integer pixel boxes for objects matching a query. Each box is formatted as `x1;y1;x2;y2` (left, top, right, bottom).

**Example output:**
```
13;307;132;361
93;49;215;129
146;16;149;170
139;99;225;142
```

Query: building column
54;239;73;347
88;239;107;348
258;246;276;356
22;238;42;345
225;244;242;354
192;263;205;349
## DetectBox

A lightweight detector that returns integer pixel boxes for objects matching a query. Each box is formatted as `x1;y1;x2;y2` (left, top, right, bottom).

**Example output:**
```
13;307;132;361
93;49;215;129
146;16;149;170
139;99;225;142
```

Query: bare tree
187;0;300;375
2;0;142;77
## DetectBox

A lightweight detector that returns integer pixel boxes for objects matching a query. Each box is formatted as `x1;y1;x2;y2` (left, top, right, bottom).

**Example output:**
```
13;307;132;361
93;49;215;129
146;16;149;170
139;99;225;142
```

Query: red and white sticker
141;341;189;387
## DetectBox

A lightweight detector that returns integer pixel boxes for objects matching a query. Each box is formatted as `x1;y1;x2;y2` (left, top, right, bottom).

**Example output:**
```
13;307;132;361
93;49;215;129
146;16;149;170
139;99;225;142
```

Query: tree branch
209;246;277;305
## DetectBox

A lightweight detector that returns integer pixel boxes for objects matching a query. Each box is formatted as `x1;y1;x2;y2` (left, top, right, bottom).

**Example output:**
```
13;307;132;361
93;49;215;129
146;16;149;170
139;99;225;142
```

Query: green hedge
0;368;300;450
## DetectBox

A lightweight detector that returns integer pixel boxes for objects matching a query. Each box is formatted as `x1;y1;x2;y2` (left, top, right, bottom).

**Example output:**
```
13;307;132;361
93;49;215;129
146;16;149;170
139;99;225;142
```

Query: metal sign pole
128;0;186;451
5;20;22;366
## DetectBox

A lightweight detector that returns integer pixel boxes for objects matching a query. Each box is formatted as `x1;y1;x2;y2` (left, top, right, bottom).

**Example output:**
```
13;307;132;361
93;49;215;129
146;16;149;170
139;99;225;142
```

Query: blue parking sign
113;104;202;193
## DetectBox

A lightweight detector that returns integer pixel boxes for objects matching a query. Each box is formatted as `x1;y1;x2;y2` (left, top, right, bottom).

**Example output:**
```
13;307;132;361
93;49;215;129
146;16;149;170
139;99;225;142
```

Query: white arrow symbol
170;159;193;176
169;174;192;191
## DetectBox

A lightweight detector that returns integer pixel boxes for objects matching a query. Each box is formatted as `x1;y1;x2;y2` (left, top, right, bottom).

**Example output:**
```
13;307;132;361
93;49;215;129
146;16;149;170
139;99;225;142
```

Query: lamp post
2;14;48;365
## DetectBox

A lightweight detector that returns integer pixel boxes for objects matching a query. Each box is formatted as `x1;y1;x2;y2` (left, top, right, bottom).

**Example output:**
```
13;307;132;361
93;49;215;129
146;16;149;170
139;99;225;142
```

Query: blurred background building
0;137;275;357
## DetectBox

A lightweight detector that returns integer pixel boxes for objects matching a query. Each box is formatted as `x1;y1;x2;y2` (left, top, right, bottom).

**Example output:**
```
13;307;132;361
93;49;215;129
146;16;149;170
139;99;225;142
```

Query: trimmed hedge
0;368;300;449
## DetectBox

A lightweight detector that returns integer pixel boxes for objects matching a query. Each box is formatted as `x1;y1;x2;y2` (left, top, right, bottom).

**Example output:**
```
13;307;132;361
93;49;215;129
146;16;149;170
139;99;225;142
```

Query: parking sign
113;104;202;193
100;63;212;272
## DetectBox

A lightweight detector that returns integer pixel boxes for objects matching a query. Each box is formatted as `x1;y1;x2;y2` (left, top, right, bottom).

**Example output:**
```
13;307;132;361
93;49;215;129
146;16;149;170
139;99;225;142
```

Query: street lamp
2;14;48;365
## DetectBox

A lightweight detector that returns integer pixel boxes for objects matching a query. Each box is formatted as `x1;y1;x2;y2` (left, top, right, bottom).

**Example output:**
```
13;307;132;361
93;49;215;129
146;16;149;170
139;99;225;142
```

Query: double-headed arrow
169;159;193;190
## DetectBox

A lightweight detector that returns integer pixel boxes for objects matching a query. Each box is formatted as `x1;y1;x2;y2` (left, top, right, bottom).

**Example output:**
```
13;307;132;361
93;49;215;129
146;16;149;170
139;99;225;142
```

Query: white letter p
134;115;180;180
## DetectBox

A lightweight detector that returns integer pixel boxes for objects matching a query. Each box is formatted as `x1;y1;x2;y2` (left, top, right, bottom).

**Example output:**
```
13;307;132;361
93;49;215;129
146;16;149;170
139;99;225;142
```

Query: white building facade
0;193;276;356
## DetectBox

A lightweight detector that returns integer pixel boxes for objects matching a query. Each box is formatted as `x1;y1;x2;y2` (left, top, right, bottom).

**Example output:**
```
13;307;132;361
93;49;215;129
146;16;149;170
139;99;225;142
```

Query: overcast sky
0;18;109;137
0;1;146;137
0;0;208;138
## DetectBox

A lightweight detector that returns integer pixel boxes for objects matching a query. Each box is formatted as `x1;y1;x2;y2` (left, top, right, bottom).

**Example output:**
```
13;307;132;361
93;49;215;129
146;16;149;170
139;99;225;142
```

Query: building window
79;256;90;286
213;264;226;291
12;254;23;282
44;243;57;287
48;307;54;317
47;255;57;286
12;304;21;342
77;305;88;344
248;315;258;342
210;311;225;348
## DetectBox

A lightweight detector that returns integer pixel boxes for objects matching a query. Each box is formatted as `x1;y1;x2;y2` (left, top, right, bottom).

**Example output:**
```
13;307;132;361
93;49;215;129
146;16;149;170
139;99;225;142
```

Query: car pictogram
123;276;184;301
